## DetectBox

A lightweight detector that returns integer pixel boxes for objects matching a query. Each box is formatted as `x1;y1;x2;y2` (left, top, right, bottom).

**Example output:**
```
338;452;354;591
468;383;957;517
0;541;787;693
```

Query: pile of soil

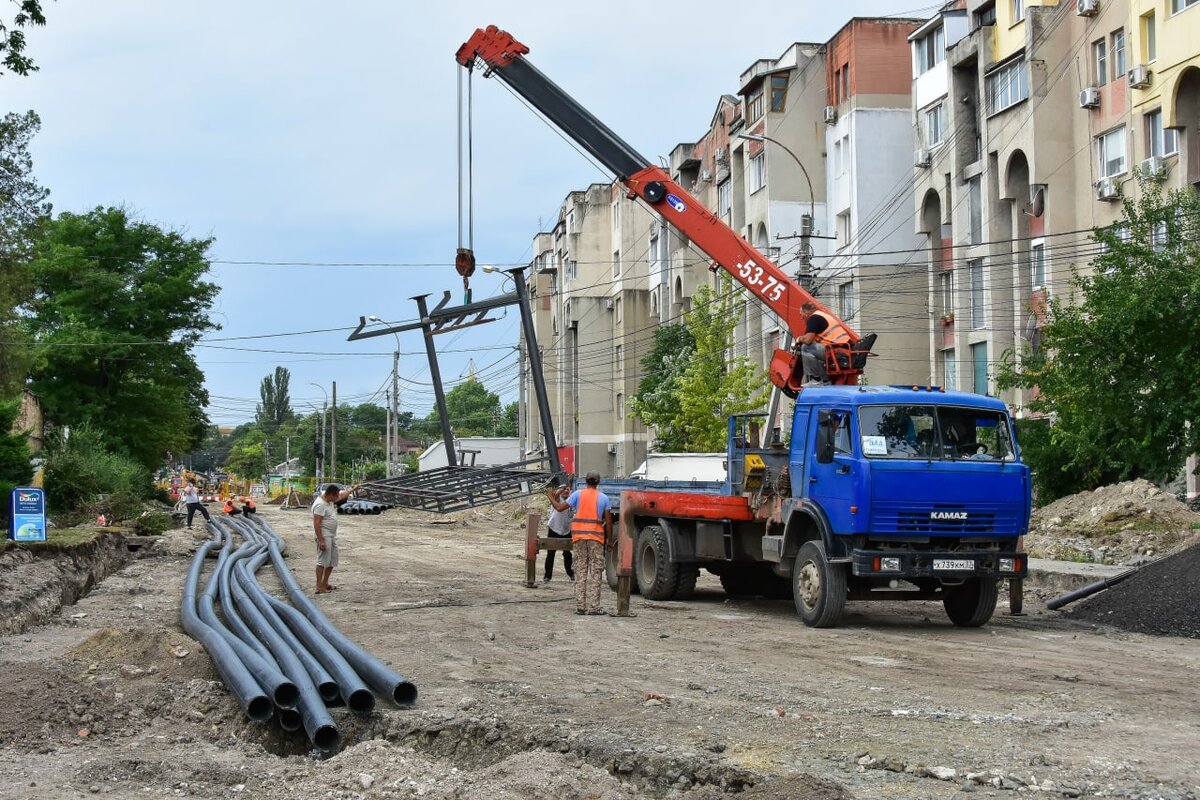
1026;479;1200;564
1067;544;1200;639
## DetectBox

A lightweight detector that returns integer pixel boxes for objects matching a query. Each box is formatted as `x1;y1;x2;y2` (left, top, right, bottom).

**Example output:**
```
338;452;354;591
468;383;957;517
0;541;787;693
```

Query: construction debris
1025;479;1200;565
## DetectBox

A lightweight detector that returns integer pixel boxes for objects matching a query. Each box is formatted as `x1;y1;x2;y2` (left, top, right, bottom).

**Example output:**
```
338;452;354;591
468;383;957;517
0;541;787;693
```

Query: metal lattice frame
357;458;554;514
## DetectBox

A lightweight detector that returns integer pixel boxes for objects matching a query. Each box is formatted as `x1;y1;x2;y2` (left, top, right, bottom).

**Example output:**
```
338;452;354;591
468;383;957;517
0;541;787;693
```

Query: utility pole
331;381;338;486
384;389;391;479
392;349;400;476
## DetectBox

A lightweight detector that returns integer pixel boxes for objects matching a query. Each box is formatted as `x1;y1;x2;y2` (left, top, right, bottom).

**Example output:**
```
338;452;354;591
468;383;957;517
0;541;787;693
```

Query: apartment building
912;0;1199;402
520;183;655;477
821;17;928;385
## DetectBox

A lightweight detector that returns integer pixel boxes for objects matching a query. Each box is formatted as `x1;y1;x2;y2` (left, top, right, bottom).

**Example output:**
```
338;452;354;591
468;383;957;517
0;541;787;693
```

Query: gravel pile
1068;544;1200;639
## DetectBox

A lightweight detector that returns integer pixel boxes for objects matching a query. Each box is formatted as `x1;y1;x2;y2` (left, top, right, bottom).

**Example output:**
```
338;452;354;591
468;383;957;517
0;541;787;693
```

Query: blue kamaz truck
597;386;1030;628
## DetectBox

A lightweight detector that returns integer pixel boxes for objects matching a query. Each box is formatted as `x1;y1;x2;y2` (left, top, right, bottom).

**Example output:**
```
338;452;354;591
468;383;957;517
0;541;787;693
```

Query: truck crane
457;26;1030;628
455;25;874;395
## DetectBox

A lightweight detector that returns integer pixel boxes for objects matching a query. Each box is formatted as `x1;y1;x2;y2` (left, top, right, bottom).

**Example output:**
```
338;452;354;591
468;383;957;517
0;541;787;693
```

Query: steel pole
414;294;457;467
511;268;561;478
331;381;338;484
392;349;400;474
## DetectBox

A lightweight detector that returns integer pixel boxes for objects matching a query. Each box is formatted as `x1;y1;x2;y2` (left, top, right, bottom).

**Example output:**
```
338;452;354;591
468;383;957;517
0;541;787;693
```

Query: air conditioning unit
1076;0;1098;16
1078;86;1101;108
605;298;615;310
1139;156;1166;179
823;105;838;124
1095;177;1119;201
1128;64;1151;89
606;443;618;454
914;148;932;168
700;169;713;182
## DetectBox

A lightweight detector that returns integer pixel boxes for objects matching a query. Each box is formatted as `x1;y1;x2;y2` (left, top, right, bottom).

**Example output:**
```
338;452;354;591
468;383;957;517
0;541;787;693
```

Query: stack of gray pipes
180;513;417;751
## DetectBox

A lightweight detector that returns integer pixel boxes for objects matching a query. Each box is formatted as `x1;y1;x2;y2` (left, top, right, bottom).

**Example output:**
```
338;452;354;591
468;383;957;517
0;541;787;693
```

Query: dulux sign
9;486;47;542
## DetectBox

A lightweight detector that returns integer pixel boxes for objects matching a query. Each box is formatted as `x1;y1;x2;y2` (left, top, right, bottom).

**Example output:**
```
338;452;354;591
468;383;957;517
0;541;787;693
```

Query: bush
42;425;151;521
133;511;170;536
1015;417;1099;506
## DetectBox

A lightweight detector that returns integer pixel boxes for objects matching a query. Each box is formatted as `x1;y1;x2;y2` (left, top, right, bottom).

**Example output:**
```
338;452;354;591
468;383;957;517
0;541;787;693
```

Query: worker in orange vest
566;471;612;616
241;496;257;515
222;498;242;516
798;301;852;385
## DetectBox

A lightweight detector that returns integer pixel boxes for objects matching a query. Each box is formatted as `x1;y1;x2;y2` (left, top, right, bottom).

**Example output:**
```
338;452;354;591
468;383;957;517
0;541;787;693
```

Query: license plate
933;558;974;571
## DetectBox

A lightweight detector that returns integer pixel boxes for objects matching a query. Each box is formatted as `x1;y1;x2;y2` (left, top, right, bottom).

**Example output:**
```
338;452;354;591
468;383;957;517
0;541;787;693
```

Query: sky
5;0;933;427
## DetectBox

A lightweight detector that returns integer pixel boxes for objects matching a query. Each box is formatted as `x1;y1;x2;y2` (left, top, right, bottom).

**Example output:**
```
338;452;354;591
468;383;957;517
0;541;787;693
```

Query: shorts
315;533;338;567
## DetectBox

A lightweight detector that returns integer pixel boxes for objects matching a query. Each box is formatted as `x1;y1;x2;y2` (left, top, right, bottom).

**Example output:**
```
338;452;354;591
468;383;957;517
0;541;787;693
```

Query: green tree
429;378;502;436
0;110;51;392
496;400;518;437
997;178;1200;500
255;366;293;433
0;396;32;512
24;207;219;470
629;323;695;451
0;1;46;78
631;283;768;452
223;427;266;480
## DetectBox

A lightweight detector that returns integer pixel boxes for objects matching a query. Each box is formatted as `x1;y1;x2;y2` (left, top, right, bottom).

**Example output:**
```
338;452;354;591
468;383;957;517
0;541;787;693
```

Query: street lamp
308;382;328;483
736;132;816;225
367;316;402;478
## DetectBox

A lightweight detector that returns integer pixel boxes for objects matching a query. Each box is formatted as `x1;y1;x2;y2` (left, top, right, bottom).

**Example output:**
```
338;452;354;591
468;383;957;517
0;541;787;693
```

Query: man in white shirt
181;480;211;529
311;483;357;594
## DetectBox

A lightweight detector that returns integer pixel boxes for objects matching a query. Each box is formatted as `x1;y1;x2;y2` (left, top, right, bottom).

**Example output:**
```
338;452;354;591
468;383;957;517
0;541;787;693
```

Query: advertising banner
9;486;47;542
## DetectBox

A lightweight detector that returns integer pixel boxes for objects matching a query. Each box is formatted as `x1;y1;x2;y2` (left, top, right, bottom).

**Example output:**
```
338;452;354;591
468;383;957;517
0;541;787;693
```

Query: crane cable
455;63;477;302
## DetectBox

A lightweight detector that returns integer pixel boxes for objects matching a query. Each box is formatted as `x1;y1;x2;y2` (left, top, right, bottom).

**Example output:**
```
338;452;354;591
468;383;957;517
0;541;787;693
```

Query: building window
975;3;996;27
836;211;851;249
1143;13;1156;61
1093;39;1108;86
938;270;954;315
971;342;988;395
840;66;849;102
1151;221;1168;252
717;180;731;217
985;58;1028;115
1171;0;1198;13
749;152;766;193
968;177;983;244
840;135;850;174
923;103;946;146
943;349;957;389
915;26;945;74
833;139;843;176
1012;0;1024;22
566;211;575;234
615;297;622;323
649;233;662;278
1031;240;1046;289
769;74;788;112
616;392;624;420
838;280;856;320
969;260;985;329
612;249;621;278
1096;126;1127;178
748;86;765;121
1111;30;1126;83
615;344;623;371
567;259;577;281
1145;109;1180;157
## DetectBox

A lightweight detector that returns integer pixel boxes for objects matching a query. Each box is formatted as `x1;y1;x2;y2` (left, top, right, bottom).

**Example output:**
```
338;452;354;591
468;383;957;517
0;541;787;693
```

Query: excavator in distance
455;25;875;396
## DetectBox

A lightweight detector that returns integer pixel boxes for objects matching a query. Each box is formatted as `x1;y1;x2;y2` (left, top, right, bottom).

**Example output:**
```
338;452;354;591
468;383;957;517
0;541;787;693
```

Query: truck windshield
857;405;1016;462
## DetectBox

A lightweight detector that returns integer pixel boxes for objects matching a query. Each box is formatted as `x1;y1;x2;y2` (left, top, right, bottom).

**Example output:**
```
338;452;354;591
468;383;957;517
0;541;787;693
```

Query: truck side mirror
816;411;834;464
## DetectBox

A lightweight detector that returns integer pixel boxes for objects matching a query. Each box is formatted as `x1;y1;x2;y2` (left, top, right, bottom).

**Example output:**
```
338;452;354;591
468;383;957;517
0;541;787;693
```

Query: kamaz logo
930;511;968;521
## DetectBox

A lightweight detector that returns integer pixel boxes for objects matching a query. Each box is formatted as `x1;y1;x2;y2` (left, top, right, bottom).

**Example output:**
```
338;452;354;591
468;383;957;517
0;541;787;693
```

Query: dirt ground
1;504;1198;800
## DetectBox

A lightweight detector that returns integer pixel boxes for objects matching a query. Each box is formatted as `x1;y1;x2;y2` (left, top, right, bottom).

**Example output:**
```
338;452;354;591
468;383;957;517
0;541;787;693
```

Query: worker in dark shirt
799;301;832;385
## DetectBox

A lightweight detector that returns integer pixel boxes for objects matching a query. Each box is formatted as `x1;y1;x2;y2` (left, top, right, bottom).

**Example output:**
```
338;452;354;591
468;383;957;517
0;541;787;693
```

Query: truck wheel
718;566;760;597
673;566;699;600
636;525;680;601
605;543;640;594
792;541;847;628
942;578;999;627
